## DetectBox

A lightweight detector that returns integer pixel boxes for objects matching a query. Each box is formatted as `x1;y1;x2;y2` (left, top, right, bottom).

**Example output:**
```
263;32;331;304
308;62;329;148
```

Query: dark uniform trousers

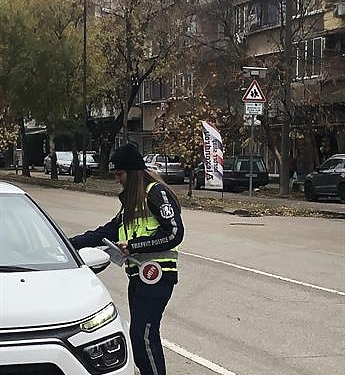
128;277;174;375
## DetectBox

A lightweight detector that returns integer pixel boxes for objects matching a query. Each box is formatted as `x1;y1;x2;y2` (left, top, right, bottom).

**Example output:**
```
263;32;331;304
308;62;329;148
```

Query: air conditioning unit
334;2;345;16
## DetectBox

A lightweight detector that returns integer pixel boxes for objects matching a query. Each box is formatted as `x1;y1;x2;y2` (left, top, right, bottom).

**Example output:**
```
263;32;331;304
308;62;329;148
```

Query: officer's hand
117;241;129;256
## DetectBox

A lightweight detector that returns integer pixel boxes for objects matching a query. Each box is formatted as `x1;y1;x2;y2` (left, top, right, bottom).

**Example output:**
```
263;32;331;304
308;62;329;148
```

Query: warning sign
242;80;266;103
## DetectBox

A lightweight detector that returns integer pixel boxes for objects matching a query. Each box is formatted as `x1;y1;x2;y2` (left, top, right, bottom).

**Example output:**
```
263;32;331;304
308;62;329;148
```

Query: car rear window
235;158;266;172
223;158;235;170
156;155;180;163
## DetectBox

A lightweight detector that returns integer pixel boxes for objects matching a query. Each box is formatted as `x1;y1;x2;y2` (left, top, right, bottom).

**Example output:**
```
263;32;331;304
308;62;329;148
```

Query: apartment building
93;1;344;174
230;0;345;173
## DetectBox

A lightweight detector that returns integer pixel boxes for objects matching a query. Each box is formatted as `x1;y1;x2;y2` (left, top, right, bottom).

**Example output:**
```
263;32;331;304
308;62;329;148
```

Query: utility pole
280;0;293;195
82;0;87;183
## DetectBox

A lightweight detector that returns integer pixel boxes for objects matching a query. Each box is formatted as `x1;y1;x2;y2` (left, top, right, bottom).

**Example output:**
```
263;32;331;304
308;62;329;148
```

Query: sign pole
249;114;255;197
242;77;266;198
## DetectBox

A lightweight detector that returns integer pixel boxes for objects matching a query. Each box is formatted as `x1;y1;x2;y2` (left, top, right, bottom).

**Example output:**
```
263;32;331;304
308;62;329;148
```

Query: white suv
0;182;134;375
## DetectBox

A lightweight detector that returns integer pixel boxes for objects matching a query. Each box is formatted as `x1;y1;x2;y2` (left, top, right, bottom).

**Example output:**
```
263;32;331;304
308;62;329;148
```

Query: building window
293;37;324;79
183;14;197;47
247;1;280;32
235;4;248;34
171;72;193;98
293;0;322;16
100;0;112;12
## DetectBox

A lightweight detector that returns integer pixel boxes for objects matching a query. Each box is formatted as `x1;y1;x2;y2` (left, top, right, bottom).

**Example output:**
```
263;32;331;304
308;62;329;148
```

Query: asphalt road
12;183;345;375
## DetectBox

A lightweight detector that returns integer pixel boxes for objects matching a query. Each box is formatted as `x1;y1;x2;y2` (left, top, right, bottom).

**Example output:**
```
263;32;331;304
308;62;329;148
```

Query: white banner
201;121;223;190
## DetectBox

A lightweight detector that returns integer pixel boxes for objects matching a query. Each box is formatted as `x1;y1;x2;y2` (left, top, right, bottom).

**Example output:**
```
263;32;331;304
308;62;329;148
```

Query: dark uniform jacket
69;183;184;283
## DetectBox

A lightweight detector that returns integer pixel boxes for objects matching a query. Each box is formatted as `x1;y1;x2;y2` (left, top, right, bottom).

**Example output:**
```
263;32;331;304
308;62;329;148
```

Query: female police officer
69;143;184;375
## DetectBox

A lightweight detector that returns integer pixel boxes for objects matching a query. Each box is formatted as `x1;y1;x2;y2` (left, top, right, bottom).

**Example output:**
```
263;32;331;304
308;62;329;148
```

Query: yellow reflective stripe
126;259;177;267
161;268;177;271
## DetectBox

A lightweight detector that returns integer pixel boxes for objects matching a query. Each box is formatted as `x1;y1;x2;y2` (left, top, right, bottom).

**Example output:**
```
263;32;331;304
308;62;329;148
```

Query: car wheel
338;183;345;203
304;181;318;201
193;176;201;190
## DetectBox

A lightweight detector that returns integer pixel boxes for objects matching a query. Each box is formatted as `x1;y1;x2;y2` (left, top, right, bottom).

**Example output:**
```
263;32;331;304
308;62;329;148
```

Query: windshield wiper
0;265;39;272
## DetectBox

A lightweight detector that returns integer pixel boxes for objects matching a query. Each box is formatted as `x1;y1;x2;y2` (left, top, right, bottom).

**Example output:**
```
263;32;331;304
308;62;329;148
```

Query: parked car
193;155;269;191
0;182;134;375
44;151;73;174
44;151;99;175
304;154;345;202
144;154;185;184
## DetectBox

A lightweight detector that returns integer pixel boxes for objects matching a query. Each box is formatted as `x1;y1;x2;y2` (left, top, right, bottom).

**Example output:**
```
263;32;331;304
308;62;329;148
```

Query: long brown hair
122;169;181;226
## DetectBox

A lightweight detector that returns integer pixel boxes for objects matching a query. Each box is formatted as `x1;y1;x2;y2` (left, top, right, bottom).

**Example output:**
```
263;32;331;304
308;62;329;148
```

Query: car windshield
0;194;78;271
57;152;73;162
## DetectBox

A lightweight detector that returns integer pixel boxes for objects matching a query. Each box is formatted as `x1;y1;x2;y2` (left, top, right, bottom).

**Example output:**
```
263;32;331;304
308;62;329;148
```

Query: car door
313;158;343;194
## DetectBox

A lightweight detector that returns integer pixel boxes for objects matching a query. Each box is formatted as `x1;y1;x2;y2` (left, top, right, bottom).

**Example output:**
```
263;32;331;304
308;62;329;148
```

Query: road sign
242;80;266;102
245;102;263;115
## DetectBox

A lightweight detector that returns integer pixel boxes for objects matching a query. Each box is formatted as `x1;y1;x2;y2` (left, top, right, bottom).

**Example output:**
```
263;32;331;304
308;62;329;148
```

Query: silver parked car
144;154;185;184
44;151;99;175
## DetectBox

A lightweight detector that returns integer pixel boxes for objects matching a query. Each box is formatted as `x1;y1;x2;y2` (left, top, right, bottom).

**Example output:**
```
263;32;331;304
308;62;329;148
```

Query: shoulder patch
160;203;175;219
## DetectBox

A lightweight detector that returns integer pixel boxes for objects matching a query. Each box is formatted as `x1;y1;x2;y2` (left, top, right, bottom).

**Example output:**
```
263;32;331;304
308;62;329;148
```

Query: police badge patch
160;203;174;219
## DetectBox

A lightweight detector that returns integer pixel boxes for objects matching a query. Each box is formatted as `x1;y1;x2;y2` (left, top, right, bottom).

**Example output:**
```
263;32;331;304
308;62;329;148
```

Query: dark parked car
304;154;345;202
193;155;269;191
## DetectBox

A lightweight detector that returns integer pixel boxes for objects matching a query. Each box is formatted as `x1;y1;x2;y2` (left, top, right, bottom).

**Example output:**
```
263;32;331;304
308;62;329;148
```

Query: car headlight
80;303;117;333
78;333;127;372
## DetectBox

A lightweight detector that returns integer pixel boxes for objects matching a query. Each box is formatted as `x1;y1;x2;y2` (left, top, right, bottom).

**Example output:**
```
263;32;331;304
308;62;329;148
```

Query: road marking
162;339;237;375
180;251;345;297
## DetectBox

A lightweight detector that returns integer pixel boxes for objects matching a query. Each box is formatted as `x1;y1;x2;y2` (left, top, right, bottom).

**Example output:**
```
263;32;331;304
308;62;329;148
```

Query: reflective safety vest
118;182;178;279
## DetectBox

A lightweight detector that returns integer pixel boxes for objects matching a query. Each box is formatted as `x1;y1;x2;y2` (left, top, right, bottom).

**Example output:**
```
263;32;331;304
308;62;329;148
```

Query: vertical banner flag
201;120;223;190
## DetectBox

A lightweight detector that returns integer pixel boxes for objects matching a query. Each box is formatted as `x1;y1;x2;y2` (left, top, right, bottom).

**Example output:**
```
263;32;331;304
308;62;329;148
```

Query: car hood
0;266;112;329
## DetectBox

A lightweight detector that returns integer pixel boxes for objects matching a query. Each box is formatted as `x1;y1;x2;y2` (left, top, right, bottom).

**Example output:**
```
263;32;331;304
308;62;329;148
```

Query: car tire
193;176;201;190
304;181;318;202
338;183;345;203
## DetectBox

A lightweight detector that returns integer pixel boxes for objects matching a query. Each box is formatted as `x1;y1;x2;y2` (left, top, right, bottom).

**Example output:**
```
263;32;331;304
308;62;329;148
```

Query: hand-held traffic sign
242;80;266;102
102;238;162;284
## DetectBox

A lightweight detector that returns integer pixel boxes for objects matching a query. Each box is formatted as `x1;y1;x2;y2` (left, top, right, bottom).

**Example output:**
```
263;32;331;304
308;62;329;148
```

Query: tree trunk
188;168;193;197
72;134;83;183
49;134;58;180
19;117;31;178
50;151;58;180
99;141;112;177
280;0;293;195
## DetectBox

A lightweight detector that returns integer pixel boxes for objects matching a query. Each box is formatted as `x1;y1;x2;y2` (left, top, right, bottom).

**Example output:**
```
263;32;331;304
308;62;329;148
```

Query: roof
0;182;25;194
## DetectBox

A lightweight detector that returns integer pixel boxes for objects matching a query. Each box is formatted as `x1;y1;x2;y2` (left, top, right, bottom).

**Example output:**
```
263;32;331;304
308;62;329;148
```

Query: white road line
162;339;237;375
180;251;345;297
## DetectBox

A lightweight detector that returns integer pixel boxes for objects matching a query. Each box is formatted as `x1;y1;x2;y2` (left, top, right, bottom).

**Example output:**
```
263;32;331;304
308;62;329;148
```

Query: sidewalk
1;169;344;218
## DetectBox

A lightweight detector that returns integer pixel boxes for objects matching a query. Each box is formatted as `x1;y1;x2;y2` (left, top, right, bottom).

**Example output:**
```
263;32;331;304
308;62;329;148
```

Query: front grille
0;363;64;375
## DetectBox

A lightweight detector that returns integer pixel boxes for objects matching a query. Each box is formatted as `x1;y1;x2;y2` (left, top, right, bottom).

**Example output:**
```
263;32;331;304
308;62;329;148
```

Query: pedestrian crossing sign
242;80;266;102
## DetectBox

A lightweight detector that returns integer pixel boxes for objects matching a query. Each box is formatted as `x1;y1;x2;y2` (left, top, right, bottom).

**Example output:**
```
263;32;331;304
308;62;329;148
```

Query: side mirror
79;247;110;274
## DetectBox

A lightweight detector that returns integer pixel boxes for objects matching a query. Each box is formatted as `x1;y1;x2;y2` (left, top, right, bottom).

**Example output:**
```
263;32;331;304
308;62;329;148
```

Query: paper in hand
102;238;127;266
